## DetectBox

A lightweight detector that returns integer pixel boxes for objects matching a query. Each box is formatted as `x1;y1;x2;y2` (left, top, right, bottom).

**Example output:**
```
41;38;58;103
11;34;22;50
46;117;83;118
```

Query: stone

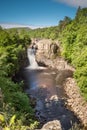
40;120;62;130
64;78;87;127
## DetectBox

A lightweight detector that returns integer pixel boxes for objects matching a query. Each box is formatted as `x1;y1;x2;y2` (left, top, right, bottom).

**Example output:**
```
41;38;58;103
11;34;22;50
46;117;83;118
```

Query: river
23;48;81;130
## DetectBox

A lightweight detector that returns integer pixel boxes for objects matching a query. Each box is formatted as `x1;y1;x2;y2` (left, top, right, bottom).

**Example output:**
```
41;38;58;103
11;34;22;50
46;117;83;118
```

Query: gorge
23;39;84;130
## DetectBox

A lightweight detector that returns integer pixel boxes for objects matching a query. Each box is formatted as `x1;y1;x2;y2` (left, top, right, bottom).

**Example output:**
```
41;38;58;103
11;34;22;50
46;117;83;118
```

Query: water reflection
23;68;81;130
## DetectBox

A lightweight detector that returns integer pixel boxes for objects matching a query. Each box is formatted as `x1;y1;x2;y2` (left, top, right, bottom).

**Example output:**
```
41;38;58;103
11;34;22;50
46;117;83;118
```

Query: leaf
4;127;10;130
9;115;16;126
0;114;5;122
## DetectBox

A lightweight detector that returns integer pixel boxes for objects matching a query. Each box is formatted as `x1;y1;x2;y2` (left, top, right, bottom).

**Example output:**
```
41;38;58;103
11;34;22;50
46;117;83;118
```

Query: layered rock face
35;39;59;59
35;39;74;71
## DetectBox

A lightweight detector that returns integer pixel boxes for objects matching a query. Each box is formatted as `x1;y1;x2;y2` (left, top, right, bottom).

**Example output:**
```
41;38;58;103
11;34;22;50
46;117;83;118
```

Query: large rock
35;39;59;59
35;39;75;71
56;69;73;85
40;120;62;130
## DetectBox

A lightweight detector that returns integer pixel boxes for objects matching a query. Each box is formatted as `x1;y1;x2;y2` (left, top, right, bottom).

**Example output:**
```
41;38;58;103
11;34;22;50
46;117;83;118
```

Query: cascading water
27;48;46;70
27;48;38;69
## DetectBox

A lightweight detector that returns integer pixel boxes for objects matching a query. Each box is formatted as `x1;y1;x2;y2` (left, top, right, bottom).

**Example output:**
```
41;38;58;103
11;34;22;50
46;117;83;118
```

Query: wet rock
30;97;36;107
45;102;50;108
50;95;58;101
35;100;44;111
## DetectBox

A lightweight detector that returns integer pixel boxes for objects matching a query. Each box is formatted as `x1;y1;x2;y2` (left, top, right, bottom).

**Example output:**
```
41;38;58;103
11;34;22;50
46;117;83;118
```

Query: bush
10;92;33;113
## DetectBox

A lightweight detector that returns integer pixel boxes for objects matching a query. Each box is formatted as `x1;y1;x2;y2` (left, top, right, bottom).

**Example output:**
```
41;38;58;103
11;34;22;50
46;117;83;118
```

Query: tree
59;16;72;31
0;30;10;46
75;6;81;21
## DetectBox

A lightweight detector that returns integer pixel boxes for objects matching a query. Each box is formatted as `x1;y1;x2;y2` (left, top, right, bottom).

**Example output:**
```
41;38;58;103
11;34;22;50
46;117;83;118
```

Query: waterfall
27;48;38;69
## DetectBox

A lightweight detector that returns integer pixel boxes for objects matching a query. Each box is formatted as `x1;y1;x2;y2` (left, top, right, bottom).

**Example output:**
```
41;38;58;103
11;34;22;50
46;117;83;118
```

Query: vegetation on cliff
60;7;87;100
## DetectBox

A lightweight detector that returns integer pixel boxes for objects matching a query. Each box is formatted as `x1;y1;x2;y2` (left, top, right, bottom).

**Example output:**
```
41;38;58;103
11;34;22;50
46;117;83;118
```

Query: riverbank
64;78;87;128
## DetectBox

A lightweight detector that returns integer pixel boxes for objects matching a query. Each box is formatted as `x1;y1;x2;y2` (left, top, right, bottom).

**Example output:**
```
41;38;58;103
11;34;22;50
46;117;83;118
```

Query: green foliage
28;26;60;40
11;92;33;113
75;7;87;24
0;30;10;46
0;28;38;129
0;110;39;130
59;16;72;31
60;8;87;100
28;16;71;40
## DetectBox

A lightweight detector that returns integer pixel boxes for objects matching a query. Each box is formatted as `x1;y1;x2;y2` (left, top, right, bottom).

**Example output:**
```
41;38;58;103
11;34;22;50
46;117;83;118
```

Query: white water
26;48;46;70
27;48;38;69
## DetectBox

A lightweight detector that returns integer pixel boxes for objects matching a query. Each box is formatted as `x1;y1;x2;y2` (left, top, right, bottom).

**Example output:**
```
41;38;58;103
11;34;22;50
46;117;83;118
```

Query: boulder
40;120;62;130
56;69;73;85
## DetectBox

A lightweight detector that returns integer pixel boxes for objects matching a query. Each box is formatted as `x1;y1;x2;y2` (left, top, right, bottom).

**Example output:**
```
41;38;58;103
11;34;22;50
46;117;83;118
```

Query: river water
23;48;81;130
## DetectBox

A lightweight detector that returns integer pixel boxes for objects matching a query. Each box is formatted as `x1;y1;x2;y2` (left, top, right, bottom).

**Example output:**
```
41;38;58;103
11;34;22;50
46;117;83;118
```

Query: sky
0;0;87;28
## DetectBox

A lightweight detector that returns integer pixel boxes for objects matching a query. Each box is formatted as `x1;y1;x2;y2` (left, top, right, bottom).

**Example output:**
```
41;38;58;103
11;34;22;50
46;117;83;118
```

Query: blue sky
0;0;86;28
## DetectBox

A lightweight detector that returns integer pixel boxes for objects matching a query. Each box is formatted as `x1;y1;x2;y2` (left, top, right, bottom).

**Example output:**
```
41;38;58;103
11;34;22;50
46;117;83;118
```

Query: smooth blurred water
23;68;81;130
27;48;38;69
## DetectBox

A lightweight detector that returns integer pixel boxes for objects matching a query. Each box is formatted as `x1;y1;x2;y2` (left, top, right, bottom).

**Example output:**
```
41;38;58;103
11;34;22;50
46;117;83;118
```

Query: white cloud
54;0;87;7
0;23;38;29
0;23;53;29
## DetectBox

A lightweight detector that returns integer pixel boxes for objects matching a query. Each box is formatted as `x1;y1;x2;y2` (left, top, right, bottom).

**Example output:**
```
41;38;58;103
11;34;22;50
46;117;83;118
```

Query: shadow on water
23;68;82;130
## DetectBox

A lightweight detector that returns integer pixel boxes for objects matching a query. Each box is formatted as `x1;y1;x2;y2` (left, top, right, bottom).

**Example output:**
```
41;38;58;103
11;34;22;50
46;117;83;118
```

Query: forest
0;7;87;129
